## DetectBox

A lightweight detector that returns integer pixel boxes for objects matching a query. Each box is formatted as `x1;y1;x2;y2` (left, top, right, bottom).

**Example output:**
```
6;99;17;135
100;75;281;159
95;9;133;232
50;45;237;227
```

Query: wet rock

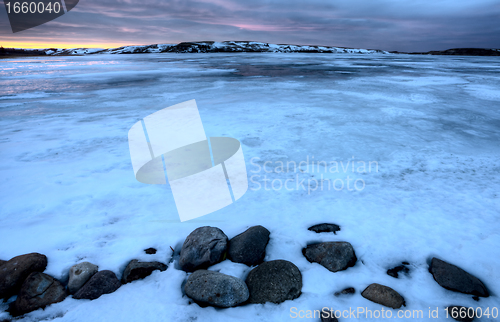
144;248;157;255
387;263;410;278
12;272;67;315
308;223;341;234
245;260;302;304
0;253;47;299
361;283;405;309
320;308;339;322
179;226;228;272
334;287;355;297
68;262;98;294
228;225;270;266
122;260;167;284
446;306;475;322
73;270;121;300
184;270;249;307
302;242;357;272
429;258;489;297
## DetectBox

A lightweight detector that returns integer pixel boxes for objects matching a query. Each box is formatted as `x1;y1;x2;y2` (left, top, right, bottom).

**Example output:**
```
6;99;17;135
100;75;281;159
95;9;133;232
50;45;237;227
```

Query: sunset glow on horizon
1;41;145;49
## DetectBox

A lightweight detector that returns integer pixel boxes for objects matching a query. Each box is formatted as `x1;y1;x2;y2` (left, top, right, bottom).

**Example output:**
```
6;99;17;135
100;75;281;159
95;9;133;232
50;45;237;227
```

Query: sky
0;0;499;52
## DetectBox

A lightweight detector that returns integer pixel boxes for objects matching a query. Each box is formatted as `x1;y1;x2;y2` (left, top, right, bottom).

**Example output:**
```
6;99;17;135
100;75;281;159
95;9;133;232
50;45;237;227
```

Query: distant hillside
1;41;388;56
408;48;500;56
2;43;499;57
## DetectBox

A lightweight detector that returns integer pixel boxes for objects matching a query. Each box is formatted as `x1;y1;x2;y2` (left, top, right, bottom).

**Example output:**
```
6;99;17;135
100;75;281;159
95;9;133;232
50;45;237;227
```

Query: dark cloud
1;0;498;51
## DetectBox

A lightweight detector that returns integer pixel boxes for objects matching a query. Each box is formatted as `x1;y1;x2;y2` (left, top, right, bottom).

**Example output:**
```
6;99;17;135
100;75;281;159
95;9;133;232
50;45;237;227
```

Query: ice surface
0;53;499;321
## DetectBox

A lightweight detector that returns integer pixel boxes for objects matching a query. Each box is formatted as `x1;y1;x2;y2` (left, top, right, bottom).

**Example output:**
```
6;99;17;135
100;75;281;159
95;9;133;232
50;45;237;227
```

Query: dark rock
308;223;341;234
334;287;355;296
245;260;302;304
321;308;339;322
12;272;67;315
228;225;270;266
122;260;167;284
144;248;157;255
446;306;475;322
184;270;249;307
0;260;6;267
73;270;121;300
429;258;489;297
68;262;98;294
179;226;228;272
387;263;410;278
302;242;357;272
361;283;405;309
0;253;47;299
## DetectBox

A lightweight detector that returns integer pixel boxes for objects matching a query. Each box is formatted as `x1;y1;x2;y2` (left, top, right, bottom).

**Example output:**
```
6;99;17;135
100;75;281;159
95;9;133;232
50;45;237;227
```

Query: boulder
0;253;47;299
144;248;157;255
334;287;355;297
179;226;228;272
184;270;249;307
0;260;6;267
308;223;341;234
429;258;489;297
361;283;405;309
302;242;357;272
227;225;270;266
387;263;410;278
73;270;121;300
12;272;67;315
122;260;167;284
68;262;98;294
245;260;302;304
446;306;475;322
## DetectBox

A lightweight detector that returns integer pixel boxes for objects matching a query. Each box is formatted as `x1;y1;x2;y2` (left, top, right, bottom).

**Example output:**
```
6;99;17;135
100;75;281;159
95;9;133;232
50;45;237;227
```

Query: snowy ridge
44;41;389;55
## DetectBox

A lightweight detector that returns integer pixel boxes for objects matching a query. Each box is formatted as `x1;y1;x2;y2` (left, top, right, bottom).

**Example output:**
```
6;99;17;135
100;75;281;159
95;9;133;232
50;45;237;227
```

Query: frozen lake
1;53;499;321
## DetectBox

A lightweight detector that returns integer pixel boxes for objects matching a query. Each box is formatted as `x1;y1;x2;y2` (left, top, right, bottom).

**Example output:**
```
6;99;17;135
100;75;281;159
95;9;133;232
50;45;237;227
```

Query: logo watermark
128;99;248;222
3;0;79;33
249;156;378;194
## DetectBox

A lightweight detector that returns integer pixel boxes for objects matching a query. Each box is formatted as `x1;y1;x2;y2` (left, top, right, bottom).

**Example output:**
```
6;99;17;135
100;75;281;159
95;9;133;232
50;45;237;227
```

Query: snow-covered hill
44;41;389;55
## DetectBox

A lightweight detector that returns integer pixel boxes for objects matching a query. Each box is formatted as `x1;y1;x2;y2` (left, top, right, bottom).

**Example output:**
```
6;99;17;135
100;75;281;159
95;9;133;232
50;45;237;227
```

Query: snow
0;53;499;321
40;42;388;55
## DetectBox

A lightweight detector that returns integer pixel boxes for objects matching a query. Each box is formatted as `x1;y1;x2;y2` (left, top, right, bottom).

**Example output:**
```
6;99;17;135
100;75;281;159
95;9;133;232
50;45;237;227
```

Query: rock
245;260;302;304
0;260;6;267
361;283;405;309
122;260;167;284
184;270;249;307
320;308;339;322
144;248;157;254
334;287;355;296
12;272;67;315
308;223;341;234
179;226;228;272
429;258;489;297
68;262;98;294
0;253;47;299
227;225;270;266
387;263;410;278
446;306;475;322
302;242;357;272
73;270;121;300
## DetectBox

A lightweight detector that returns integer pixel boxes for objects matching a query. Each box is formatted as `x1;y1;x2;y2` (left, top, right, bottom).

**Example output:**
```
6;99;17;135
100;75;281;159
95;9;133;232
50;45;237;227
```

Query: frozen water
0;53;499;321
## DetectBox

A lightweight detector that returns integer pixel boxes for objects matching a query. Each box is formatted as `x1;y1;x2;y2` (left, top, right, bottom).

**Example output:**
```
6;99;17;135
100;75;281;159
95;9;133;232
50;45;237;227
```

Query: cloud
0;0;498;51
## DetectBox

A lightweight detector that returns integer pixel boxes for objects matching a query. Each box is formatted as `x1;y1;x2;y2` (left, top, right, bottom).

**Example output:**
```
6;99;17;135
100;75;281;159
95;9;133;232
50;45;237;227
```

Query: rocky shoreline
0;224;491;321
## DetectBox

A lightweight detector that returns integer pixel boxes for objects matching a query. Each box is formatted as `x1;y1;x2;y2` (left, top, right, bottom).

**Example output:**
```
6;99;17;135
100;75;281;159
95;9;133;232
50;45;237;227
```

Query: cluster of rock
0;222;492;321
0;252;167;316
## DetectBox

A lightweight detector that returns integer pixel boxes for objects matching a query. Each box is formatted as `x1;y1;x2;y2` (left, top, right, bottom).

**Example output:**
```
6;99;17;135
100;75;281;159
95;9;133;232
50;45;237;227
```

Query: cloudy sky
1;0;499;51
